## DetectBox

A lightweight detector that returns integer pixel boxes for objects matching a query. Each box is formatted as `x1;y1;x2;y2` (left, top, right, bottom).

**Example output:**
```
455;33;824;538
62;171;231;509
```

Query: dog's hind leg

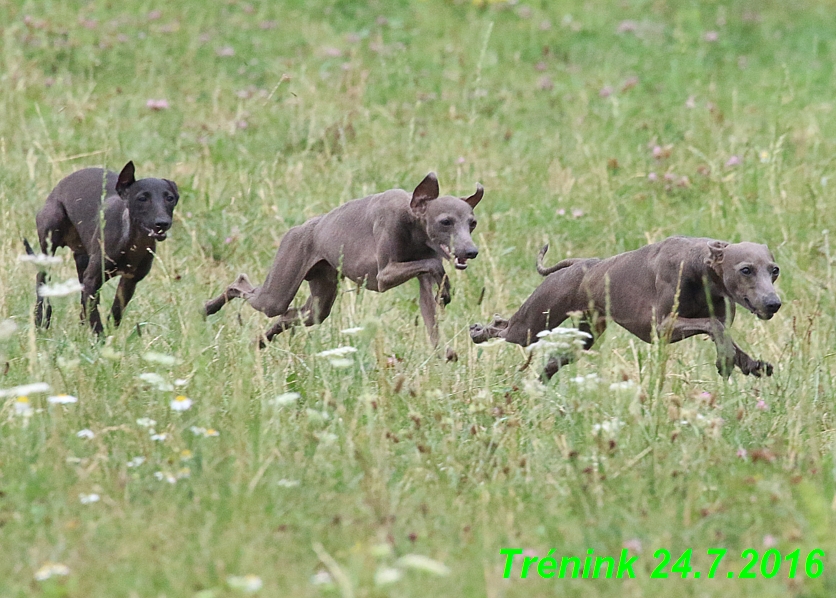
261;262;339;344
203;274;257;316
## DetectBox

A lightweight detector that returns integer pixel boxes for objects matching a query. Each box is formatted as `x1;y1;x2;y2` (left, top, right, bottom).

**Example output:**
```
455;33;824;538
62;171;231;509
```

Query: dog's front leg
659;316;735;377
418;274;439;346
376;258;444;292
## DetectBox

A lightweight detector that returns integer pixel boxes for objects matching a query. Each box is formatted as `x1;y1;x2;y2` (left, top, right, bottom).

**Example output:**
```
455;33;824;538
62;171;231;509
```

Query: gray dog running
470;236;781;378
27;161;179;334
204;173;483;345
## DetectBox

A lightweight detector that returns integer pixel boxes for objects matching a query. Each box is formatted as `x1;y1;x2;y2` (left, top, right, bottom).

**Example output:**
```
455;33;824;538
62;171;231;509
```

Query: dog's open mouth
144;227;168;241
439;244;469;270
743;297;773;320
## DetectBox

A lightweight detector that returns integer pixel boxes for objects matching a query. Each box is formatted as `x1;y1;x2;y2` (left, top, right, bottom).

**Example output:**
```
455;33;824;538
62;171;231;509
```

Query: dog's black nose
464;248;479;260
764;298;782;314
155;220;171;231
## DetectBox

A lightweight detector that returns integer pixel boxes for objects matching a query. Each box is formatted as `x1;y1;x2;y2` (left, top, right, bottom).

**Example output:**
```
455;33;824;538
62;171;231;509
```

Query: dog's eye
469;220;477;231
136;193;150;202
772;266;780;277
740;267;753;275
164;194;176;202
439;218;453;227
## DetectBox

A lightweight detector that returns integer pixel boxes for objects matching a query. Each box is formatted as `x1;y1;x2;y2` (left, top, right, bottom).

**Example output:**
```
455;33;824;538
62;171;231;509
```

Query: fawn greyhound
204;173;483;345
470;236;781;378
28;161;179;333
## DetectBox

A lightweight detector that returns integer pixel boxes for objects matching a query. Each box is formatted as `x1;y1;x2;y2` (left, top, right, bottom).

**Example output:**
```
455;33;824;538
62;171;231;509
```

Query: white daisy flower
154;471;177;484
396;554;451;576
0;319;18;340
227;574;263;592
136;417;157;427
18;253;63;266
48;394;78;405
328;357;354;368
170;395;193;411
14;396;34;417
76;429;95;439
34;562;70;581
138;372;174;392
374;567;403;586
150;433;167;441
38;278;83;297
271;392;300;407
592;418;625;437
142;351;180;366
0;382;50;398
79;493;100;504
310;571;333;585
340;326;364;335
127;456;145;468
316;346;357;358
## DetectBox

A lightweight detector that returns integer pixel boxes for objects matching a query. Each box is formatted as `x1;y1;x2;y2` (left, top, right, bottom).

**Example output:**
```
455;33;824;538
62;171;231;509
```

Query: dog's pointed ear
116;161;136;197
463;183;484;208
164;179;180;198
706;240;728;270
410;172;440;213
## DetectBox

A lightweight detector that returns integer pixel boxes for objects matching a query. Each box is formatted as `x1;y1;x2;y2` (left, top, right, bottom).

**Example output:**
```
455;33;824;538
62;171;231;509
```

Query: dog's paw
715;356;735;379
469;323;490;344
438;285;451;306
742;359;773;377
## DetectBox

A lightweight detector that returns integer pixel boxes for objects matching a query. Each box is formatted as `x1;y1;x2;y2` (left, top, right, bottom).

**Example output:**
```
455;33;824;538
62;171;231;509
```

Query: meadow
1;0;836;595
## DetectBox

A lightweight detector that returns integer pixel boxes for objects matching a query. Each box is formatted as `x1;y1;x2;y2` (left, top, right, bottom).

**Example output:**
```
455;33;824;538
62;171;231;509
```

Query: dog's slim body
204;173;483;345
30;161;179;333
471;236;781;378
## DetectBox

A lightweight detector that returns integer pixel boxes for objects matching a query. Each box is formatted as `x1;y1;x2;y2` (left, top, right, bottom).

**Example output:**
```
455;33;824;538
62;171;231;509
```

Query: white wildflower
174;378;189;387
19;253;63;266
310;571;333;585
0;382;50;398
150;433;167;441
138;372;174;391
38;278;83;297
375;567;403;585
328;357;354;368
0;319;18;340
571;373;600;388
277;478;300;488
340;326;364;335
79;493;100;504
316;346;357;358
396;554;451;576
271;392;300;406
127;456;145;468
154;471;177;484
592;418;624;438
227;574;263;593
76;429;95;439
14;396;34;417
34;562;70;581
136;417;157;428
142;351;180;366
170;395;193;411
48;394;78;405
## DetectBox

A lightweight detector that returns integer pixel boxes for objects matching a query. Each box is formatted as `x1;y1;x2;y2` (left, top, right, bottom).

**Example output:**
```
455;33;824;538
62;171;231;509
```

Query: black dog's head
116;161;179;241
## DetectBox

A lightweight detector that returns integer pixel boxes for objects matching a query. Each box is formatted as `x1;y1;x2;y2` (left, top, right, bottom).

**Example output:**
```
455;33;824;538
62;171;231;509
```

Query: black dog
27;161;179;333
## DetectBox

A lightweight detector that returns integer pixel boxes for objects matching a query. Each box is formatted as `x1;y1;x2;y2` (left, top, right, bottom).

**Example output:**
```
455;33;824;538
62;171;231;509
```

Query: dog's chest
106;242;152;279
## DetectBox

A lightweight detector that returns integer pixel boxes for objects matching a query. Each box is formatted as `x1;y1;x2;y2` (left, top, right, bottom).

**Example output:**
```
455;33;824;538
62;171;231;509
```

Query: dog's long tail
23;237;36;256
536;244;587;276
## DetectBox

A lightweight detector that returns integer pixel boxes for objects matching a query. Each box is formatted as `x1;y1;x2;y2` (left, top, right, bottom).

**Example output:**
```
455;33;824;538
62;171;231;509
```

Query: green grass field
2;0;836;595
